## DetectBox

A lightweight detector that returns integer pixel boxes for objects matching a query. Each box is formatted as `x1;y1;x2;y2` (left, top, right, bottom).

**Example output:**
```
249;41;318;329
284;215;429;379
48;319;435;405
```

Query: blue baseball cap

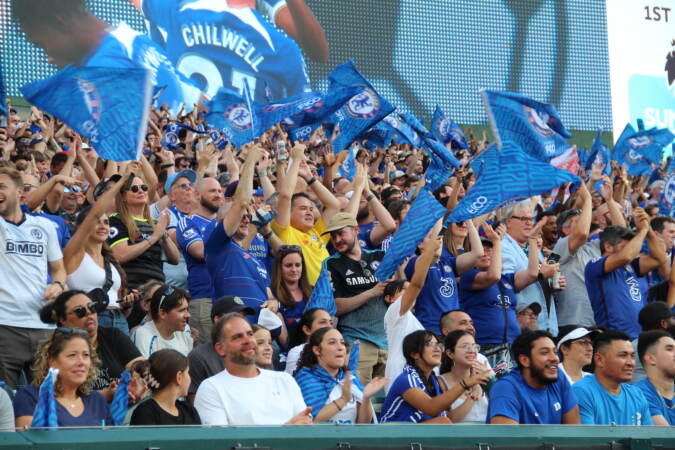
164;169;196;193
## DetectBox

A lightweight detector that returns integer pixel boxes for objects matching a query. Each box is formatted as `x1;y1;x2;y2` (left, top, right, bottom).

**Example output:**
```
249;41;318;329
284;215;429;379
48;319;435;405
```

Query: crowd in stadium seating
0;98;674;432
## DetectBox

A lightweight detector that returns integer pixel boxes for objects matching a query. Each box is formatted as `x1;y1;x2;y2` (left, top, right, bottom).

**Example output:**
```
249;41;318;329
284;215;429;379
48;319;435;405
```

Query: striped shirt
294;365;364;418
380;365;446;423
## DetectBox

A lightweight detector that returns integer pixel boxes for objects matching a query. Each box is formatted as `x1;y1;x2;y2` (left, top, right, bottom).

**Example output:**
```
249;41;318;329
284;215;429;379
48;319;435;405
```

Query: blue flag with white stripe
375;189;446;281
482;90;572;161
305;263;336;316
446;141;581;223
431;106;468;149
21;66;152;162
586;130;612;176
110;370;131;426
611;124;670;176
31;368;59;428
327;60;395;151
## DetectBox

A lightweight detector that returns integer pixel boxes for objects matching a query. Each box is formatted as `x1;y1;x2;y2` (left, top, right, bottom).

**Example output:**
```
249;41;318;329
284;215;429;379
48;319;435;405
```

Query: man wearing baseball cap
516;302;541;332
556;326;598;385
187;296;254;401
324;212;387;385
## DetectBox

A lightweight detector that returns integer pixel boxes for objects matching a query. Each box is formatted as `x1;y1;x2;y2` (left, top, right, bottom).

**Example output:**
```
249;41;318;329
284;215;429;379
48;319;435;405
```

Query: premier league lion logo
524;106;554;138
76;78;102;122
224;103;252;131
346;87;380;119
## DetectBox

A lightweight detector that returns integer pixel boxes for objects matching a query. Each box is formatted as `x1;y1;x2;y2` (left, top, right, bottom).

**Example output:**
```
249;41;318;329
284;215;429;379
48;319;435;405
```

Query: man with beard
636;330;675;426
325;212;387;385
194;313;311;425
177;177;224;344
0;168;67;388
355;182;396;250
573;330;652;425
488;330;580;424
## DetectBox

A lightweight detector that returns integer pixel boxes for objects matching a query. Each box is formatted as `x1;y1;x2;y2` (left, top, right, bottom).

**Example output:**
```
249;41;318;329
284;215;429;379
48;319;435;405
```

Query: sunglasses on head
158;286;175;310
278;244;302;255
68;303;99;318
127;184;149;193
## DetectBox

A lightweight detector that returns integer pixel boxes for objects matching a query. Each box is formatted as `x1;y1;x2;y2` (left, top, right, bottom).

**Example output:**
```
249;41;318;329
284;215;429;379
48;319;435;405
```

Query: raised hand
363;376;389;399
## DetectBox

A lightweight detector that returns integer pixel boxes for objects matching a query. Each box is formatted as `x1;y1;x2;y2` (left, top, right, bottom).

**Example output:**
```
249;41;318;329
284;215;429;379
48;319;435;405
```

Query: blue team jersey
205;221;269;319
635;378;675;425
140;0;311;101
404;247;458;334
487;370;578;424
458;271;520;344
176;214;218;300
573;375;653;425
83;22;202;113
248;233;273;280
380;365;447;423
357;221;377;250
584;257;645;340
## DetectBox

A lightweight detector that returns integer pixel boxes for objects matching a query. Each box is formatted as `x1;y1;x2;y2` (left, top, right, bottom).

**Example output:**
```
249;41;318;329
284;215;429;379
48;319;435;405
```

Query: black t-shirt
130;398;201;426
93;327;142;390
327;249;385;298
107;213;164;289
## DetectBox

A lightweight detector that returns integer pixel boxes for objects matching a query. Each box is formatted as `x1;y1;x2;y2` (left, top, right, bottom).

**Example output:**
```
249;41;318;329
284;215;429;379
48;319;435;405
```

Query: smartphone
547;253;561;264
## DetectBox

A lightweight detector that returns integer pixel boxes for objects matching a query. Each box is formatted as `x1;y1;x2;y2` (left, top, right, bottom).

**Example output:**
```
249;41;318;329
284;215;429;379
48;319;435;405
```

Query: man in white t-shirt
194;313;312;425
0;168;67;388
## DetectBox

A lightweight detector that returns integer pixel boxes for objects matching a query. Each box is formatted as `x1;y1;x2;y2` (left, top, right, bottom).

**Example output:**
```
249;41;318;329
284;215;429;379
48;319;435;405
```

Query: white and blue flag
431;106;468;149
586;130;612;176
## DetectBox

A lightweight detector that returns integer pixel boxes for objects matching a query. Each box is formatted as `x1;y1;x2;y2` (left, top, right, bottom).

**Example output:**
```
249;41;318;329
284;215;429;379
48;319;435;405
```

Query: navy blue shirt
177;214;218;300
487;369;578;424
404;247;458;334
380;365;446;423
205;221;269;319
584;257;645;340
357;221;378;250
459;271;520;344
13;385;112;427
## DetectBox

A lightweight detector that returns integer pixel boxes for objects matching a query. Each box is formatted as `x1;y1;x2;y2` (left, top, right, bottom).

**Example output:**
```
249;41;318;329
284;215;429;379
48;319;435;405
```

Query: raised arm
299;157;341;224
567;183;592;254
514;232;542;291
600;176;627;228
471;223;506;290
603;208;650;273
222;145;263;236
365;186;397;246
275;142;305;228
455;220;483;275
344;164;366;217
400;237;442;316
639;227;669;276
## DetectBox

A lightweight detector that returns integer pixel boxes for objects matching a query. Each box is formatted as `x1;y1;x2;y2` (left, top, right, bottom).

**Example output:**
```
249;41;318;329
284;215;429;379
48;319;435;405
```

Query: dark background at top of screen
0;0;612;131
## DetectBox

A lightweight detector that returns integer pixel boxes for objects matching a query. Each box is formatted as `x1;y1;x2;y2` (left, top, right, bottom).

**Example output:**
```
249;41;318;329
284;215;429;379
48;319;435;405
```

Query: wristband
307;177;317;186
258;171;268;178
160;164;173;169
366;194;376;202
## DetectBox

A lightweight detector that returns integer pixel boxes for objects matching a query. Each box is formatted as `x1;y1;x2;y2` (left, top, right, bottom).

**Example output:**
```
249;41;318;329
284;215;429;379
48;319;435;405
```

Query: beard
229;347;256;366
529;362;557;386
201;197;221;214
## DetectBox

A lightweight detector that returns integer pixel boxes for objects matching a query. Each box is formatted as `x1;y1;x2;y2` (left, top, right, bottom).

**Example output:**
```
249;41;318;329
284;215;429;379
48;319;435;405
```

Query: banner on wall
606;0;675;143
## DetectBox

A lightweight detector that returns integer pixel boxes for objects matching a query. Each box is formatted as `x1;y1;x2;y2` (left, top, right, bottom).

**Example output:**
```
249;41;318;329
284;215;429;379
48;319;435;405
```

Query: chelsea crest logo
625;149;644;164
524;106;554;138
346;87;380;120
76;78;102;122
664;173;675;204
437;117;451;139
224;103;252;131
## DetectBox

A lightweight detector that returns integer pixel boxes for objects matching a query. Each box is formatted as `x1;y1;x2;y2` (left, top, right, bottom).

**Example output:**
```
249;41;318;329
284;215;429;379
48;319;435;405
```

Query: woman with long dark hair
284;308;333;374
293;327;387;423
439;330;490;423
271;245;312;336
130;349;200;425
380;330;491;424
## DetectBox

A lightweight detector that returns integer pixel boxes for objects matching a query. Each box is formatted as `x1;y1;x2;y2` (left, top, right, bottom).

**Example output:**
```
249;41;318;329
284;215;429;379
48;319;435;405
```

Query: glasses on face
573;339;593;347
510;215;534;223
67;303;98;319
425;340;444;351
176;182;193;191
128;184;149;193
23;184;37;192
179;163;192;169
56;326;88;335
457;343;481;352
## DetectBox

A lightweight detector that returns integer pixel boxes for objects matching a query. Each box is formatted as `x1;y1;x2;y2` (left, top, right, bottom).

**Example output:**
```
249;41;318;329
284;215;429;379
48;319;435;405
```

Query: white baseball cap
556;327;598;351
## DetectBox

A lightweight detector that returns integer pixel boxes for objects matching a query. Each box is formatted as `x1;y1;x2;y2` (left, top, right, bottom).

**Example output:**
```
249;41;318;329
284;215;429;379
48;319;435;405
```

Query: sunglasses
56;326;88;335
279;245;302;252
158;286;175;310
127;184;149;193
176;182;193;191
67;303;98;318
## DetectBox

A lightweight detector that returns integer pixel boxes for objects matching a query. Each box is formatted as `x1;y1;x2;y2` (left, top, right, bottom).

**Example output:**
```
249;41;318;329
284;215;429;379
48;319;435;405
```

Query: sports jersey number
176;54;257;98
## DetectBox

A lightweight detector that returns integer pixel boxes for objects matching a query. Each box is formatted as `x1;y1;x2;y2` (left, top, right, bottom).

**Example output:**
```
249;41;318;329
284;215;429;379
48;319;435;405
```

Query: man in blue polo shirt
584;209;667;340
636;330;675;426
573;330;653;425
177;177;223;344
205;146;279;322
487;330;580;424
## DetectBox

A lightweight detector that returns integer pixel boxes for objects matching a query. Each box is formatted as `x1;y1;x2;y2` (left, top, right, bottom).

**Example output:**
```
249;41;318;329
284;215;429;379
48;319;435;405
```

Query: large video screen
1;0;612;131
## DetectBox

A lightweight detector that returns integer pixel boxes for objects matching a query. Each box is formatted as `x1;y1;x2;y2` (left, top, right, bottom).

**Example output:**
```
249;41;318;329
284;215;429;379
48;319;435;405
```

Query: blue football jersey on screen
141;0;311;101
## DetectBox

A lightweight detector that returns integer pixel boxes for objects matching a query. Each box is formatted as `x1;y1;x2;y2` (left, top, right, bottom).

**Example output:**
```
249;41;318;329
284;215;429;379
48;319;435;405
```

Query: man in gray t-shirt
553;185;599;328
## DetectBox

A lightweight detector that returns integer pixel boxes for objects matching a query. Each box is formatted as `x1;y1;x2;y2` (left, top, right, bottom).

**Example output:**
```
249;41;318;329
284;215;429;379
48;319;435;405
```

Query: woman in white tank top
65;165;136;335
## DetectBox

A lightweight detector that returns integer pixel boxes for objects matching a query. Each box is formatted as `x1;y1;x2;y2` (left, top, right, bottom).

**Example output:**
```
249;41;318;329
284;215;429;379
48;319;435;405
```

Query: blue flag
586;130;612;176
0;61;6;117
110;370;131;426
338;145;359;181
204;88;254;148
614;125;674;166
327;60;395;151
481;90;572;161
422;136;461;191
21;66;152;162
431;106;468;149
577;147;589;169
360;121;393;150
400;113;428;136
446;141;581;223
382;115;421;147
375;189;446;281
612;124;662;176
305;263;336;316
348;341;360;373
659;171;675;217
31;368;59;428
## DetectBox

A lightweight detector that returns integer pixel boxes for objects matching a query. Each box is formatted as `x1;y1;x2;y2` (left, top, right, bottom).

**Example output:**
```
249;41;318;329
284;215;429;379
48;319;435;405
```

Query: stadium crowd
0;94;674;431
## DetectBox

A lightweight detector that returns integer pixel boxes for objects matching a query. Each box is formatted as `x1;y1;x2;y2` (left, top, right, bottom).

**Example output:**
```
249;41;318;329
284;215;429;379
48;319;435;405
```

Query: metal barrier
1;425;673;450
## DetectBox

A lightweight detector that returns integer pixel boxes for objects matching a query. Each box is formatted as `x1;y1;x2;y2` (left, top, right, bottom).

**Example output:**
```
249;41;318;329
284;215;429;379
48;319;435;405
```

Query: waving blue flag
615;125;674;166
338;145;359;181
659;171;675;217
423;136;461;191
400;113;428;136
375;189;446;281
327;60;395;151
360;121;393;150
31;368;59;428
577;146;589;169
586;130;612;176
447;141;581;223
348;341;360;373
0;62;6;117
21;66;152;162
612;124;663;176
482;90;572;161
305;263;336;316
110;370;131;426
382;115;421;147
431;106;468;149
204;88;254;148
